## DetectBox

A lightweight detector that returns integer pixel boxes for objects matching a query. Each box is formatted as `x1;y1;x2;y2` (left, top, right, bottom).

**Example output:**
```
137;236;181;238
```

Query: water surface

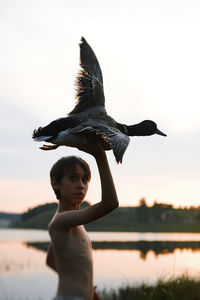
0;229;200;300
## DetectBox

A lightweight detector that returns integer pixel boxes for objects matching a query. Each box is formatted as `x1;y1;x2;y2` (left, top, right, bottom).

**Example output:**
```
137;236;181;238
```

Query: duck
32;37;167;163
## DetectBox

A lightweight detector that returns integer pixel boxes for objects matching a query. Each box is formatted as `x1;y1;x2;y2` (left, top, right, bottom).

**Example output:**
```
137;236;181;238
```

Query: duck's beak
156;129;167;136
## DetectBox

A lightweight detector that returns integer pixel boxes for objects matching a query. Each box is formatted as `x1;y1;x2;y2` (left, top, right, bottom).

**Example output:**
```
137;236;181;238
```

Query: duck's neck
117;122;149;136
126;124;146;136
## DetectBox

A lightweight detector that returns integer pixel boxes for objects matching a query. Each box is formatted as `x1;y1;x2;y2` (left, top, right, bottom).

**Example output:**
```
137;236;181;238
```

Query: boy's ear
51;178;60;189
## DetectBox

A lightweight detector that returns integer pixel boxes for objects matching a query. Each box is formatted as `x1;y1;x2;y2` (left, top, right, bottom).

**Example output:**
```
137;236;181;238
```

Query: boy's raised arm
93;147;119;211
50;137;119;229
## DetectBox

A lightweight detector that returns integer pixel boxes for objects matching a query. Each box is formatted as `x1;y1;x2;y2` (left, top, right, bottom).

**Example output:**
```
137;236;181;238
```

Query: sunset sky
1;0;200;213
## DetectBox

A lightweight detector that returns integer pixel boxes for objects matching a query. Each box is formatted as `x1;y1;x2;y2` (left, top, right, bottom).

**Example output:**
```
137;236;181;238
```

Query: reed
99;274;200;300
1;274;200;299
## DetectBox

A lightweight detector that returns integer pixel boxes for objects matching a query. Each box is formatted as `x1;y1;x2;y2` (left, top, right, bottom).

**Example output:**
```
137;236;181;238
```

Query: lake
1;229;200;300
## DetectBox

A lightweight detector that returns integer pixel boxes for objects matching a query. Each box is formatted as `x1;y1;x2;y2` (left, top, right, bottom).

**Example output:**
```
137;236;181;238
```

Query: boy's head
50;156;91;200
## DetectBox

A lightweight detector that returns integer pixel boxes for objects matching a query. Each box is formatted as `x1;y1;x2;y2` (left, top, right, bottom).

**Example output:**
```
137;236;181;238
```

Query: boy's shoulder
48;212;65;231
48;210;78;234
48;215;71;246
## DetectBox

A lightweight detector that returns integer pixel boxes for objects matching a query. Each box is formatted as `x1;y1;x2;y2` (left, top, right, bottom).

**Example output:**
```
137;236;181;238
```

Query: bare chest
54;226;93;265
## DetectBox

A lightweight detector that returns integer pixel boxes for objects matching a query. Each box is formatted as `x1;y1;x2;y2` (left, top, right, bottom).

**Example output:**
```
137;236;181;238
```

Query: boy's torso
49;223;93;300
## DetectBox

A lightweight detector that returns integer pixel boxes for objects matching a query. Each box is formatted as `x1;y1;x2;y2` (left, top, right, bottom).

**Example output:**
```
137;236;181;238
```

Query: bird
32;37;167;163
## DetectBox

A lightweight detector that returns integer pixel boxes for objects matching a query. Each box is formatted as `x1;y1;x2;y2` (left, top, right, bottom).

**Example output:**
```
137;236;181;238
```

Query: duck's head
127;120;167;137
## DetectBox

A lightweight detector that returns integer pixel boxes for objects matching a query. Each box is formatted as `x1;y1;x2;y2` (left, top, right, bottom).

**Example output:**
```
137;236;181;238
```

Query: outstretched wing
70;123;130;163
105;127;130;163
69;37;105;115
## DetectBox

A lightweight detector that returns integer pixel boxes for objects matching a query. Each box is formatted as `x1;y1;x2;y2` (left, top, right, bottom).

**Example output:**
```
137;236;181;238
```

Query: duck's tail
32;127;52;142
32;117;77;142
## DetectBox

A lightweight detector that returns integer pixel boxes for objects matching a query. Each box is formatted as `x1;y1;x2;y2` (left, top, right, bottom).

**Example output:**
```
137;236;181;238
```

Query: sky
1;0;200;213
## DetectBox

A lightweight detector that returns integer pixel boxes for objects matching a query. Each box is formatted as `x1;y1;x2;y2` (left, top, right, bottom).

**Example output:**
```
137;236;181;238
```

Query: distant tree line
18;201;91;224
20;203;58;222
14;199;200;230
136;198;200;223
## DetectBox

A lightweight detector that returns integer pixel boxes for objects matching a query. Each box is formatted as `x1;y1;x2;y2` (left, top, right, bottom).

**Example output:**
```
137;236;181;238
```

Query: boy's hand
77;134;105;158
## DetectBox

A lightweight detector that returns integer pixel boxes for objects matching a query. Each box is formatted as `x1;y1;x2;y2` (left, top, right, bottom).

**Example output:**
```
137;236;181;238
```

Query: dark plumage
32;37;166;163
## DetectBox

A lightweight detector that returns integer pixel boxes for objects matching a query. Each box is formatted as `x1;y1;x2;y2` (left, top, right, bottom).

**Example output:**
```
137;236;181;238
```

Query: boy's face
53;164;89;206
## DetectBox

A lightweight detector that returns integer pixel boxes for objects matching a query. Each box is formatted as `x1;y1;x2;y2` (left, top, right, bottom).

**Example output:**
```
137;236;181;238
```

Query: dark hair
50;156;91;199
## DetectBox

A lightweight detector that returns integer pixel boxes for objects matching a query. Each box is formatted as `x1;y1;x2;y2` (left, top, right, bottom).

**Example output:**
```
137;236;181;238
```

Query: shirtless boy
46;138;119;300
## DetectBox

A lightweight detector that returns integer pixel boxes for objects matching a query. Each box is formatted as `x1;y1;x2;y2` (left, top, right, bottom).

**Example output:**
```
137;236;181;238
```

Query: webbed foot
40;145;59;150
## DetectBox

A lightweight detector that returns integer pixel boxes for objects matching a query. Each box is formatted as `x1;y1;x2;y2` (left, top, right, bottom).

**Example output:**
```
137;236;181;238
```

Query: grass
1;275;200;299
99;275;200;300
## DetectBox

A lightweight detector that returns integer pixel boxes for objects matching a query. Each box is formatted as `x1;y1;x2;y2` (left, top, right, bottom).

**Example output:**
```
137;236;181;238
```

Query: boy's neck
58;200;80;212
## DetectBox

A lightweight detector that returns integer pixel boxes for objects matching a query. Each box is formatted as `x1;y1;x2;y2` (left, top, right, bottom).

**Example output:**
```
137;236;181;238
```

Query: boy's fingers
77;134;104;156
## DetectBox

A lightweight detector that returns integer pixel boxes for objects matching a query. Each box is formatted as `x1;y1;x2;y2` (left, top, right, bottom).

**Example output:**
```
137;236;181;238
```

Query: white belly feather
53;130;85;148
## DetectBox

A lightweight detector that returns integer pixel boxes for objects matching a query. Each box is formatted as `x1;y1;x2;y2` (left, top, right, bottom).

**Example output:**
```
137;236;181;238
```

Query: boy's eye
69;176;76;181
83;177;88;184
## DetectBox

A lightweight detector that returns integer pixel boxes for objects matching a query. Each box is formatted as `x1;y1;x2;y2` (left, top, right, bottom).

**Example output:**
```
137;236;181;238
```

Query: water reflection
0;241;47;274
0;241;57;300
1;230;200;299
26;240;200;260
93;248;200;289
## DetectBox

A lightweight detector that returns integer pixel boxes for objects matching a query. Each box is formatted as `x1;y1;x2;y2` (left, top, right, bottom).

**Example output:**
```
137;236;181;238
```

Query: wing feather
70;37;105;115
69;124;130;163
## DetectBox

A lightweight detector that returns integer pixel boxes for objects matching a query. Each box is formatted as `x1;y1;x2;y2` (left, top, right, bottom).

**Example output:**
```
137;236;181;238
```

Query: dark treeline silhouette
26;241;200;260
137;198;200;223
13;199;200;231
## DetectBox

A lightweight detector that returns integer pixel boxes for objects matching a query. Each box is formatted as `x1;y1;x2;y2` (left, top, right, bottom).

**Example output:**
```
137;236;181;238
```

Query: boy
46;137;119;300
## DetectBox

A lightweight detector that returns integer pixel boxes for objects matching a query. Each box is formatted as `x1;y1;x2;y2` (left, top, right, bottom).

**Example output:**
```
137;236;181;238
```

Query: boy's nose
77;179;85;188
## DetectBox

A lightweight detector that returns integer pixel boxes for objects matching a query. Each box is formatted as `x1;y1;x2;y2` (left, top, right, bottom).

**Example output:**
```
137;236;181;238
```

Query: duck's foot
40;145;59;151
